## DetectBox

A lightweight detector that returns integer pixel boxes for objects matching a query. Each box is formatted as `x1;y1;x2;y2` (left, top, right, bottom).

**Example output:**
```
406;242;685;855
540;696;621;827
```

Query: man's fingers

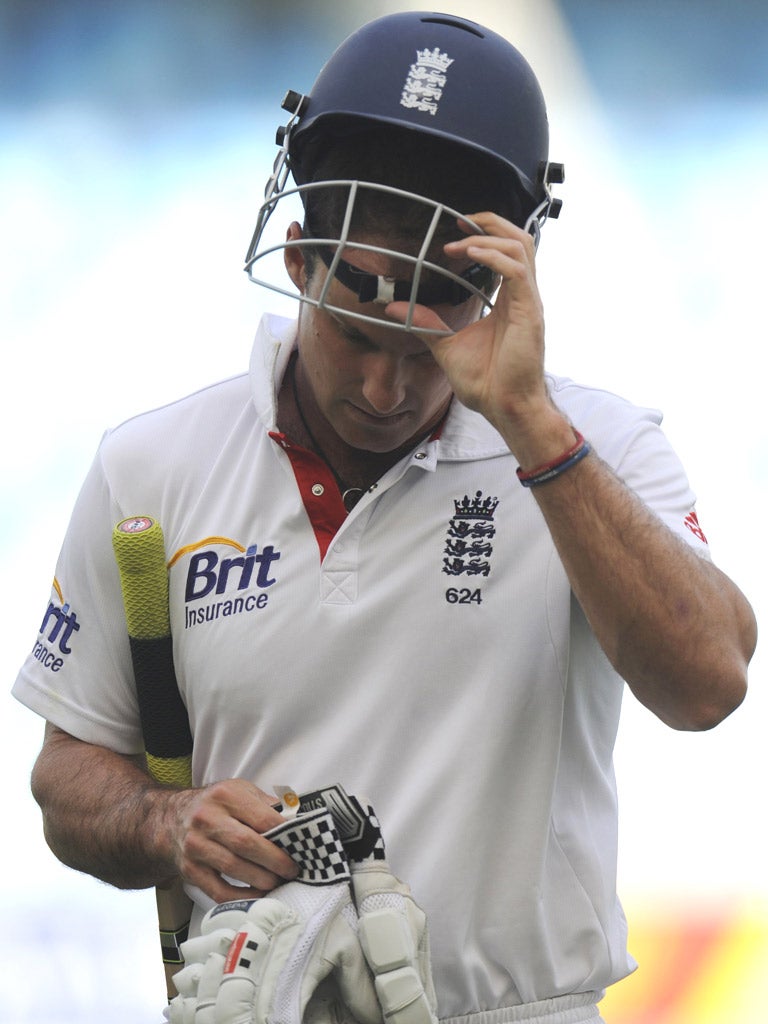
182;826;298;888
226;816;300;880
384;302;451;340
446;212;537;282
447;235;533;275
175;779;300;898
202;779;287;833
192;869;274;906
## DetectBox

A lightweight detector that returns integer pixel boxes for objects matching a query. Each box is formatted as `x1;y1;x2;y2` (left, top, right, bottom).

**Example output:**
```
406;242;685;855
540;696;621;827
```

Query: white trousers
440;992;605;1024
162;986;606;1024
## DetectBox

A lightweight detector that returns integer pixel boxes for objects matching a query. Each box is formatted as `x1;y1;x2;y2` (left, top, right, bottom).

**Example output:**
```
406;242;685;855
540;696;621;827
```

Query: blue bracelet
516;434;591;487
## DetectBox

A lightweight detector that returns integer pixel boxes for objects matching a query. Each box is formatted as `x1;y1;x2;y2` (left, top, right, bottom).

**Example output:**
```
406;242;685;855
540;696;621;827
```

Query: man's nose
360;354;406;414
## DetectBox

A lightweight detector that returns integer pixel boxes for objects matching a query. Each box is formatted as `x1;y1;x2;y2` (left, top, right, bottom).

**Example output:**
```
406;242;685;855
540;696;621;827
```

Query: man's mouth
346;403;410;425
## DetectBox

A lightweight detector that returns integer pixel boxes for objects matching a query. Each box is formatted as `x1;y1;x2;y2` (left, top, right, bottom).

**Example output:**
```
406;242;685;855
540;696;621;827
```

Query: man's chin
341;431;412;455
338;409;416;453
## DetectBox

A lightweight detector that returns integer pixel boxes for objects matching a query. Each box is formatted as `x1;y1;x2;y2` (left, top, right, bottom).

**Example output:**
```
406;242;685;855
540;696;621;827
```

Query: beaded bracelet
516;431;591;487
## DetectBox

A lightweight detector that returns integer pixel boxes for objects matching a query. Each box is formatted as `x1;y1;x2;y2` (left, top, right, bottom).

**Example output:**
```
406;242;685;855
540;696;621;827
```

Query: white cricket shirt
13;314;710;1014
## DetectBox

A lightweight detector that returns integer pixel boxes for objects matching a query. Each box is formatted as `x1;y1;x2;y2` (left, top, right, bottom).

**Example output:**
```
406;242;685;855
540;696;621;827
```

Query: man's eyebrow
327;310;372;342
326;308;433;352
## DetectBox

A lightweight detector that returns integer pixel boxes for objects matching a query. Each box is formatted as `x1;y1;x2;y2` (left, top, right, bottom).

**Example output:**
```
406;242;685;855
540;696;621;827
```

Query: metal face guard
244;177;501;337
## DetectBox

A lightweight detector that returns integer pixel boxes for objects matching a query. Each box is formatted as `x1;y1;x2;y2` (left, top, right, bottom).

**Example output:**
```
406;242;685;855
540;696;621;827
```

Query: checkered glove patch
266;807;351;886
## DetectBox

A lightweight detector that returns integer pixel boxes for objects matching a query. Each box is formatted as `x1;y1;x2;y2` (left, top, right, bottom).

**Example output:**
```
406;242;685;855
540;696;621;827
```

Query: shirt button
312;483;325;496
414;452;427;460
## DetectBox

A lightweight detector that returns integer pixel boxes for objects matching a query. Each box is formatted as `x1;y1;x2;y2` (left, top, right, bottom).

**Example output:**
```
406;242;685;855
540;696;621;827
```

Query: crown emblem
415;47;454;73
443;490;498;578
453;491;499;520
400;46;454;116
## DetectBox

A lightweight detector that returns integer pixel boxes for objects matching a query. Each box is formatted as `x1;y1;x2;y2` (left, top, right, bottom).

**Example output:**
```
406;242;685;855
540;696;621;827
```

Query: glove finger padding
168;899;256;1024
347;804;438;1024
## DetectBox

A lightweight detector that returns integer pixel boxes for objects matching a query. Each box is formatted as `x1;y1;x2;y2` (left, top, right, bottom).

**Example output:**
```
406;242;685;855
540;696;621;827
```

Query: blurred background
1;1;766;1020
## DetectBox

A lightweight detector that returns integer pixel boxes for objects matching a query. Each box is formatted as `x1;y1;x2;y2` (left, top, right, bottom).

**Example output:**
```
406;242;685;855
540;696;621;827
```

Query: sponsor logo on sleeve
32;578;80;672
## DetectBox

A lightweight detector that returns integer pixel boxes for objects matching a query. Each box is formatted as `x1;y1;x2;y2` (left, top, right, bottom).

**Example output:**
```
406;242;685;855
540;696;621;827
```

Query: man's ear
284;221;308;293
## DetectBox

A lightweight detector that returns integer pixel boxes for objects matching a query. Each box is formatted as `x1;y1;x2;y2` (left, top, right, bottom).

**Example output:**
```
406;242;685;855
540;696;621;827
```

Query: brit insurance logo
442;491;498;606
177;535;282;629
33;578;80;673
400;46;454;116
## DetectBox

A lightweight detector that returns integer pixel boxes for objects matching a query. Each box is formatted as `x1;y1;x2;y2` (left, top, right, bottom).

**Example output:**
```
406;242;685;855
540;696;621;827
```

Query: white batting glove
169;806;383;1024
344;799;438;1024
277;786;438;1024
167;900;252;1022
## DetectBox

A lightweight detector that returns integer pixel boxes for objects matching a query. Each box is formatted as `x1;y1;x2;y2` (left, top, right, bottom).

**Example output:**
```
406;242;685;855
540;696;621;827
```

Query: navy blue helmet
244;12;563;330
287;12;562;225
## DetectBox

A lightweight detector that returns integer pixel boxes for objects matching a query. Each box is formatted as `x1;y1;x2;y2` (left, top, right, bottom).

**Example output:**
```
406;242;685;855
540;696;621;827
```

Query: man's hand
169;780;299;904
386;212;574;469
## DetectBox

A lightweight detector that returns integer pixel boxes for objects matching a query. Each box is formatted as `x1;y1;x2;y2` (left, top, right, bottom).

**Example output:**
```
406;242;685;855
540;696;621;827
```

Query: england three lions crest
400;47;454;116
443;491;498;577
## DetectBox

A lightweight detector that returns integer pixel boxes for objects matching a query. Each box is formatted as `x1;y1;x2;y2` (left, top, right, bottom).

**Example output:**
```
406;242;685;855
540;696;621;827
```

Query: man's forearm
524;444;755;730
31;723;181;889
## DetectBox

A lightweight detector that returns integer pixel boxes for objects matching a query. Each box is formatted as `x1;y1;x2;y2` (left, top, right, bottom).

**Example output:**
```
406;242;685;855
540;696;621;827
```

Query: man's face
285;224;485;454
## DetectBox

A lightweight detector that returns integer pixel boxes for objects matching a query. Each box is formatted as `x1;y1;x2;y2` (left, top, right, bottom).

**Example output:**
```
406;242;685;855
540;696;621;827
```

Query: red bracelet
516;431;590;487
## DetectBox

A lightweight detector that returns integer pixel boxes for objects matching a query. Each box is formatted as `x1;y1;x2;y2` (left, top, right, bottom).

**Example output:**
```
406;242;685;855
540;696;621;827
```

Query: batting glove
169;806;382;1024
276;786;438;1024
343;798;438;1024
168;900;253;1023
